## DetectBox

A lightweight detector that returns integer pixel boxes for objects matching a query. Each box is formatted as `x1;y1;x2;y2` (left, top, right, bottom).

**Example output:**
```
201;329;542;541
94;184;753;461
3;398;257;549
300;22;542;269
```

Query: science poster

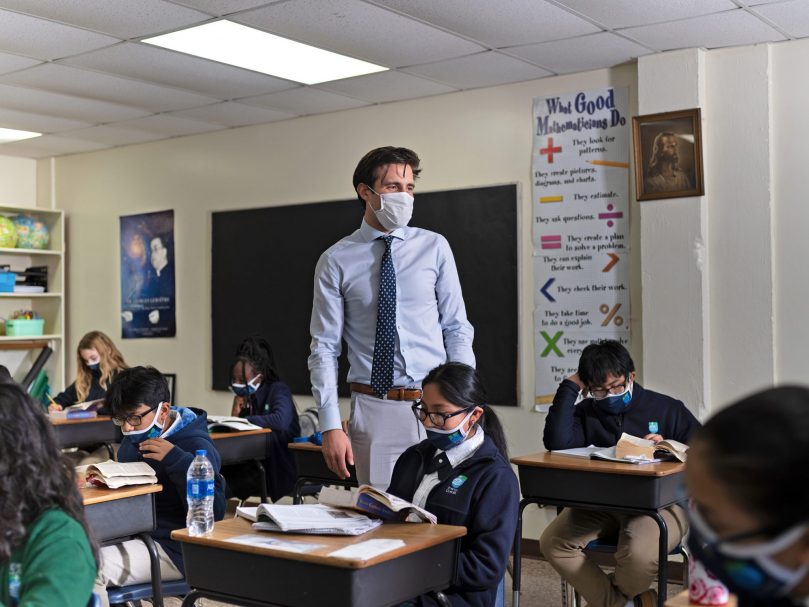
120;210;176;338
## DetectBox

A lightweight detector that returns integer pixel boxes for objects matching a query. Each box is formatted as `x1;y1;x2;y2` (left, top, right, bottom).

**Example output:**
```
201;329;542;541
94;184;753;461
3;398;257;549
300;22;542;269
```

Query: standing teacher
309;146;475;489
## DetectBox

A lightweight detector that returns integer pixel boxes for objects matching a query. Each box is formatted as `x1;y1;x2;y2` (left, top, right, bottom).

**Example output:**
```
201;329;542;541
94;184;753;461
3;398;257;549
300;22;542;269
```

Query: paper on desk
226;534;324;553
328;538;405;559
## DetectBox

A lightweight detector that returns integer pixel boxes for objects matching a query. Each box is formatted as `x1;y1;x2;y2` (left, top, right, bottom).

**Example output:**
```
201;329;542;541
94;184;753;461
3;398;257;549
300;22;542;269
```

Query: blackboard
212;184;518;405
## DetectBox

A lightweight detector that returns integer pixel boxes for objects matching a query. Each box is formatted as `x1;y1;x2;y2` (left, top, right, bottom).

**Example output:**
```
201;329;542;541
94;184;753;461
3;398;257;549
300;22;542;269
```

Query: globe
13;215;49;249
0;217;17;248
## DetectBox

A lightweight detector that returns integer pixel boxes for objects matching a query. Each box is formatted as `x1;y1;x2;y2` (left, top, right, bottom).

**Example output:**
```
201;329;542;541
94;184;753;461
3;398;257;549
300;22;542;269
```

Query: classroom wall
0;155;37;208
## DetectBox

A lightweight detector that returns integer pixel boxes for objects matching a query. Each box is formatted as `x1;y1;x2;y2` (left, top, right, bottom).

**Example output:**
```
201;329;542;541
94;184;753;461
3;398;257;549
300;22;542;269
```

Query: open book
236;504;383;536
318;485;437;524
207;415;263;432
77;460;157;489
552;433;689;464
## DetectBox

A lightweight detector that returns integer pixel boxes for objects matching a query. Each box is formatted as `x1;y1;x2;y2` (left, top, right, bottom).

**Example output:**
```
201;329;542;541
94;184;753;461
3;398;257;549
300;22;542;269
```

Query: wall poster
532;87;631;403
120;210;176;339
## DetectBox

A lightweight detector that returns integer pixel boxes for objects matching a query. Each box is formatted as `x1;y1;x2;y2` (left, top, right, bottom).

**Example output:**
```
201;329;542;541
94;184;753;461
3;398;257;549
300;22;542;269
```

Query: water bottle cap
196;449;207;456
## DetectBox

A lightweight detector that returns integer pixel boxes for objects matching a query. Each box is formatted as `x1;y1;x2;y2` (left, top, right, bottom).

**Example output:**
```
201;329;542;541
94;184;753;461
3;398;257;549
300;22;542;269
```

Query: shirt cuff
319;406;343;432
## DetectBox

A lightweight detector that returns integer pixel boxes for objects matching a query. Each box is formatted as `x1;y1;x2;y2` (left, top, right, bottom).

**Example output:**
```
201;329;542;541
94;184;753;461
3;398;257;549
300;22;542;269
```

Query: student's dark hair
106;366;170;416
352;146;422;208
577;340;635;388
0;383;98;563
231;335;281;385
692;385;809;535
423;362;509;459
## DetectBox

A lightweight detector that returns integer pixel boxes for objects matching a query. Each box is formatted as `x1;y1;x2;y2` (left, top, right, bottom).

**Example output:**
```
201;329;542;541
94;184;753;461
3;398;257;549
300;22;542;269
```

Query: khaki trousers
540;506;688;607
349;392;425;490
94;539;183;607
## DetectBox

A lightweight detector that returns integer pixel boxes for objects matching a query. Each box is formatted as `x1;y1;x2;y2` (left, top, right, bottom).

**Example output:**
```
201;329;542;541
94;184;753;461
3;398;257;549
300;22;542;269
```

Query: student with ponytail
387;362;518;607
224;335;300;502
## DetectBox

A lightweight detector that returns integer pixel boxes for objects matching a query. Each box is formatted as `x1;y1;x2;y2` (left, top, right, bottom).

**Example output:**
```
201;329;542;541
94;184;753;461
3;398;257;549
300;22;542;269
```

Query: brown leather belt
350;383;422;401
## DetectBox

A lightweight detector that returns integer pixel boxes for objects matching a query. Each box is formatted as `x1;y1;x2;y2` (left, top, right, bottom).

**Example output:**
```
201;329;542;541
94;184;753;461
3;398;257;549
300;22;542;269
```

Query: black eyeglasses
588;379;629;399
411;402;474;428
112;404;159;427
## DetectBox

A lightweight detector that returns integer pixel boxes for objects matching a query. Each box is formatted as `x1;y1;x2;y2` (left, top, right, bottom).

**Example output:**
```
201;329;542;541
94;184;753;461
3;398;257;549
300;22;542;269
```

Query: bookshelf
0;205;64;396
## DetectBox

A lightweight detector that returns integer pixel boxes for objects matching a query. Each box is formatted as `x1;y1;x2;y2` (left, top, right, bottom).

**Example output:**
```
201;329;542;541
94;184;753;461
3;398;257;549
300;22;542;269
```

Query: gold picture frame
632;108;704;201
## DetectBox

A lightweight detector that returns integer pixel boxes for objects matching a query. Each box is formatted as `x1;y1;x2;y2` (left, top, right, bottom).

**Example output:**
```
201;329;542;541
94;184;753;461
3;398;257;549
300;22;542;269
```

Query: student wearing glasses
387;362;518;607
93;366;226;607
685;386;809;607
541;339;700;607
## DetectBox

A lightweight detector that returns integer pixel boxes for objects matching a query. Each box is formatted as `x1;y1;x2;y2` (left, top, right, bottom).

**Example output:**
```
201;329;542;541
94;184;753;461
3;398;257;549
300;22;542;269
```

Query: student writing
0;383;96;607
93;366;226;607
49;330;129;412
387;362;518;607
224;335;300;502
686;386;809;607
541;340;700;607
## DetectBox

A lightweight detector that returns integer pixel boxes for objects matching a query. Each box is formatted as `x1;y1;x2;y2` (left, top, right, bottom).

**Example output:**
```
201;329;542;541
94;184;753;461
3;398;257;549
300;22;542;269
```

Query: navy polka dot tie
370;235;396;398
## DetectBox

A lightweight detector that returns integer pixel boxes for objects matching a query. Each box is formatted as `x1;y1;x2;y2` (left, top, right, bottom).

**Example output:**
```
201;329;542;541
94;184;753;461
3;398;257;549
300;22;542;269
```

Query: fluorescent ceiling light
0;128;41;144
143;20;387;85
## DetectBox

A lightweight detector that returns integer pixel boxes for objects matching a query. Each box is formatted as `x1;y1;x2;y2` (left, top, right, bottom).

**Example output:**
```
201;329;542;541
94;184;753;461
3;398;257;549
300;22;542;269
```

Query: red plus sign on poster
539;137;562;163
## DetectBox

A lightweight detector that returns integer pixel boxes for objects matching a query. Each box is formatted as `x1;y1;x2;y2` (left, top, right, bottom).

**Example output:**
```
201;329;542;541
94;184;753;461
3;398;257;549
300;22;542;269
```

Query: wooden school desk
81;484;164;606
511;452;686;607
211;428;272;503
288;441;358;504
173;517;466;607
52;415;119;458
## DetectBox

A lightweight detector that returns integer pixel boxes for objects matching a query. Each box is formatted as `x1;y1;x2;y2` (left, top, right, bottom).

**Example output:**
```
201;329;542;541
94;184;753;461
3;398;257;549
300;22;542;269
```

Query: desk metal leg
255;460;268;503
649;511;668;607
104;442;115;460
138;532;164;607
513;497;541;607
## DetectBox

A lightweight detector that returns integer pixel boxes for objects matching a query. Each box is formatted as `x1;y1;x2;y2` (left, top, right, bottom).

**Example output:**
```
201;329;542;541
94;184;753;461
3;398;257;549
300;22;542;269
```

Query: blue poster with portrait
120;210;176;338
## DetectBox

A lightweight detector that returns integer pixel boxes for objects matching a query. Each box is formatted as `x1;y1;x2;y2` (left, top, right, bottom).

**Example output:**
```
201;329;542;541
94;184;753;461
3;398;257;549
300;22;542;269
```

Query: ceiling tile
509;32;653;74
317;70;457;103
114;114;225;137
0;83;150;122
1;63;220;112
62;42;297;99
232;0;485;67
0;107;91;133
240;87;370;114
170;101;294;126
0;8;119;60
751;0;809;37
171;0;280;16
0;0;211;39
374;0;600;47
61;125;167;146
0;51;41;75
622;9;786;50
554;0;736;29
0;134;110;158
403;51;553;89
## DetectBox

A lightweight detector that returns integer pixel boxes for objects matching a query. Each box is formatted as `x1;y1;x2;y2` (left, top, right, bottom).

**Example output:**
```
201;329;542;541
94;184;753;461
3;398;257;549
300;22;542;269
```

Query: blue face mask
230;376;261;397
425;409;476;451
593;383;633;414
687;503;809;601
121;407;164;444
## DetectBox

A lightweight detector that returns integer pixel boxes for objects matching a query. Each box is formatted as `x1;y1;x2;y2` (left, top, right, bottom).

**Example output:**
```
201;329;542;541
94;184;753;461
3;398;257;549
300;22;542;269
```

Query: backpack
298;406;320;437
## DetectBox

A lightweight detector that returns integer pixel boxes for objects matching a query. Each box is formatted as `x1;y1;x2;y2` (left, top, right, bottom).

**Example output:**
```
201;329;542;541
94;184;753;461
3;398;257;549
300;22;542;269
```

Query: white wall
0;155;37;208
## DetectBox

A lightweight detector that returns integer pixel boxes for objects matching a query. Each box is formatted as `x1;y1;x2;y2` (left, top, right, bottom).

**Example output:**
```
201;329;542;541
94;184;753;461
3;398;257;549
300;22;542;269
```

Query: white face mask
370;189;414;231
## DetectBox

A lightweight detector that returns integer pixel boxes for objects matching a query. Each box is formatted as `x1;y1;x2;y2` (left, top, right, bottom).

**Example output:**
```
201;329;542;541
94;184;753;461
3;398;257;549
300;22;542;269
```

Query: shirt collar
439;426;485;468
359;219;407;242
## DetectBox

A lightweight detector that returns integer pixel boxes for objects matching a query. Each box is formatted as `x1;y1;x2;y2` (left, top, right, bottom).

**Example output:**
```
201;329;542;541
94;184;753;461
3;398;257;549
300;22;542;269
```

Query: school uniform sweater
117;407;226;571
387;435;519;607
53;368;112;412
543;380;700;450
1;509;95;607
238;380;300;501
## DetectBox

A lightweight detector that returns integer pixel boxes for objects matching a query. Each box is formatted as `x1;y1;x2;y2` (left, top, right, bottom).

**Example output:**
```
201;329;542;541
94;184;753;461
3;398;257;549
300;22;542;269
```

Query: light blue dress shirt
309;219;475;432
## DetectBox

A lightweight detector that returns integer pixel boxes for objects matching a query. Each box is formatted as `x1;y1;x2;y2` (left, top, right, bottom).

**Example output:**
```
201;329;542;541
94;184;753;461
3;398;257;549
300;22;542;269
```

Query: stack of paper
78;460;157;489
237;504;382;536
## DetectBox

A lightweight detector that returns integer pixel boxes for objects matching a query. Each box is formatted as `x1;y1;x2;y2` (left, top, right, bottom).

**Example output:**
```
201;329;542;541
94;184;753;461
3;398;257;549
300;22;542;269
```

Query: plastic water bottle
186;449;215;536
